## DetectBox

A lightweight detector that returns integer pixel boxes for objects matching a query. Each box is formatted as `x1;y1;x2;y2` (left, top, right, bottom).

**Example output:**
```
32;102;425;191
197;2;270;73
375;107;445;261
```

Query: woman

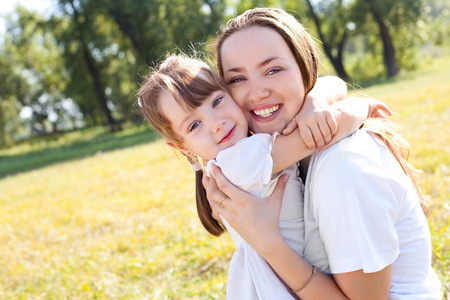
205;8;442;299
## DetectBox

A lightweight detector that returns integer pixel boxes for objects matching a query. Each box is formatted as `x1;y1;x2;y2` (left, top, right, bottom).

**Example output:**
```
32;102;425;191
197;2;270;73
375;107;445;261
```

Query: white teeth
254;105;280;118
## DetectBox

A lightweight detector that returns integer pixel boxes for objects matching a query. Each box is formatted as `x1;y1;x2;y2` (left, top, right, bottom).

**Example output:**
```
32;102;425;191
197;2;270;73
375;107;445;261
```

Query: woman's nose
248;79;270;104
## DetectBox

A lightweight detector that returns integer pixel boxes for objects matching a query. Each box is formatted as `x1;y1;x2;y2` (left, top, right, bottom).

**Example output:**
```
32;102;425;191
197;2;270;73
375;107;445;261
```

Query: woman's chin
250;122;286;135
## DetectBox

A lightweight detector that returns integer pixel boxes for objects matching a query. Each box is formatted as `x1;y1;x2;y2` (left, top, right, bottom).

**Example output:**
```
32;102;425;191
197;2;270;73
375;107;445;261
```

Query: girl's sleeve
207;133;277;197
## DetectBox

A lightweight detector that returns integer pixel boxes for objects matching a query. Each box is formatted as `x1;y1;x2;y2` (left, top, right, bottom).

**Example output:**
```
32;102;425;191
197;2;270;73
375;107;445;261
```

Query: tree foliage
0;0;447;145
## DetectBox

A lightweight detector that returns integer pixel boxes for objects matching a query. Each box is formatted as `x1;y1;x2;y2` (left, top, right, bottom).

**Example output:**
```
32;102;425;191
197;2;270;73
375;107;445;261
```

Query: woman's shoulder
310;129;390;176
317;129;384;160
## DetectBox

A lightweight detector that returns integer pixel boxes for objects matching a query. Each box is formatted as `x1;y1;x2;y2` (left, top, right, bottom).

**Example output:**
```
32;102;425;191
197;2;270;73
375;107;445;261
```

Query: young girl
137;54;390;299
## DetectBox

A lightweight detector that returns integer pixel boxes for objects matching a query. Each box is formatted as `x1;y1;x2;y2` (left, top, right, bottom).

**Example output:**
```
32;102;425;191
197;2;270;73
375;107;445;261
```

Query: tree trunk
305;0;349;81
81;45;120;131
69;0;120;132
366;0;398;77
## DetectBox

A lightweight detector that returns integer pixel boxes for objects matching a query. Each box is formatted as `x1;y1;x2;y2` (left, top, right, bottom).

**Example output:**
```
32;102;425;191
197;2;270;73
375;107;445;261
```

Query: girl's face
161;88;249;162
220;26;305;134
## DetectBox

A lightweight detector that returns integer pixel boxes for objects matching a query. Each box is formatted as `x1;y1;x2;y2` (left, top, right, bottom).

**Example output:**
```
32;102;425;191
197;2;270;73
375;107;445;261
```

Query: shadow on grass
0;126;161;179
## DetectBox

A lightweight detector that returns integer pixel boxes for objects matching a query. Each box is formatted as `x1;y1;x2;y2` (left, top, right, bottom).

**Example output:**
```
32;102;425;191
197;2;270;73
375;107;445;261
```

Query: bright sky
0;0;55;34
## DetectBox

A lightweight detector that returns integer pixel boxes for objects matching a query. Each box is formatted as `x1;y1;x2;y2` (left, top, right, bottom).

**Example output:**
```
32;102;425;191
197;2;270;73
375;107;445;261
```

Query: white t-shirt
303;129;442;299
206;133;304;299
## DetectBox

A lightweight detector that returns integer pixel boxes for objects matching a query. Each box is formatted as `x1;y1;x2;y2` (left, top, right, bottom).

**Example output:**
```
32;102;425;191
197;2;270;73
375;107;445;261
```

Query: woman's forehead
220;27;292;71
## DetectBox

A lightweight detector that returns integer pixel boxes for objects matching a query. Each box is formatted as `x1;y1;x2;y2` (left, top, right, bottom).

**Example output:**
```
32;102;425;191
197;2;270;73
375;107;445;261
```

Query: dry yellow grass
0;58;449;299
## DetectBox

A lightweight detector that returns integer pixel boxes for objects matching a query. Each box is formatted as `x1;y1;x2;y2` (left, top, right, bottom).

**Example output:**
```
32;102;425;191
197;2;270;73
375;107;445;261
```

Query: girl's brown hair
137;54;226;236
215;8;428;215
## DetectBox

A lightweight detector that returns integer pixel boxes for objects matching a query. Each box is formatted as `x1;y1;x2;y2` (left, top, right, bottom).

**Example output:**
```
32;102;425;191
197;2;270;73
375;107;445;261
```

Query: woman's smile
252;104;281;120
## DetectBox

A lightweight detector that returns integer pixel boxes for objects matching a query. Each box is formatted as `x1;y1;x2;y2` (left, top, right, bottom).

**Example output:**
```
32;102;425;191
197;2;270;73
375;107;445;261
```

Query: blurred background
0;0;448;144
0;0;448;299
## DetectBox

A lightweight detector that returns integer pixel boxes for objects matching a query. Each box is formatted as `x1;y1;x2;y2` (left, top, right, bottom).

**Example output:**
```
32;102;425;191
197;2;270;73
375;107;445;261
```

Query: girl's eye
189;121;200;132
267;67;282;75
212;96;223;108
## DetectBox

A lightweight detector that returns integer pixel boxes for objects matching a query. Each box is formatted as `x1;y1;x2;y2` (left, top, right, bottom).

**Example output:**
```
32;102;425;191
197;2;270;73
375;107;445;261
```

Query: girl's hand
282;75;347;149
203;164;288;255
283;97;392;150
282;76;347;149
336;97;392;123
365;98;392;118
282;98;337;150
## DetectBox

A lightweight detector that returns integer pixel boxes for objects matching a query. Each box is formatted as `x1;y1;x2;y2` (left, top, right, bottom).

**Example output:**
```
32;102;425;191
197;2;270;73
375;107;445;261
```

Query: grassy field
0;59;449;299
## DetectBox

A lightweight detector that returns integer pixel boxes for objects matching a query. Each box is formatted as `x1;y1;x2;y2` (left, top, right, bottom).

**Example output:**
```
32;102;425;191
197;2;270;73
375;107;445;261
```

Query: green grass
0;59;449;299
0;123;160;179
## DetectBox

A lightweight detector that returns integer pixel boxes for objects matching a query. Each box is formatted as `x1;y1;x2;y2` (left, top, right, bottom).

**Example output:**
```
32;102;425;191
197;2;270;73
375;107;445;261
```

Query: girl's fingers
299;123;315;149
378;103;392;116
282;119;297;135
308;121;326;149
326;112;338;135
367;99;393;119
317;116;332;145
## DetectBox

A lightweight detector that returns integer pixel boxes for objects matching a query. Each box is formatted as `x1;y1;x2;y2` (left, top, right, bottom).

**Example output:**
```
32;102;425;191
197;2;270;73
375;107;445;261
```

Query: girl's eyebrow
225;56;281;74
175;111;194;133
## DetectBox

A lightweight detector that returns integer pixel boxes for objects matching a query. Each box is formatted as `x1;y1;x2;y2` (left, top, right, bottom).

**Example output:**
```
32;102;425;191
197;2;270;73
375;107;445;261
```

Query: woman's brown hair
137;54;226;236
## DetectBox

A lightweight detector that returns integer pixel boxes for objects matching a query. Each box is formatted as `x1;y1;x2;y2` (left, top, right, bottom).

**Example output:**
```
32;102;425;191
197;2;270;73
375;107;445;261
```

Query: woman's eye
229;76;244;84
189;121;200;132
267;68;282;75
212;96;223;108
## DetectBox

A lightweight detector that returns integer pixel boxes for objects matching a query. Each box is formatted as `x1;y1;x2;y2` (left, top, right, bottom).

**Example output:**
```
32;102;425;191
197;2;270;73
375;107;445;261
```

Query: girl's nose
208;116;226;133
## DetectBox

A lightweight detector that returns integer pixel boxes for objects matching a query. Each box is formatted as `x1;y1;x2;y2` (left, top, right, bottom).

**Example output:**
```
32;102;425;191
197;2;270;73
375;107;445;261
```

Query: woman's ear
165;139;190;156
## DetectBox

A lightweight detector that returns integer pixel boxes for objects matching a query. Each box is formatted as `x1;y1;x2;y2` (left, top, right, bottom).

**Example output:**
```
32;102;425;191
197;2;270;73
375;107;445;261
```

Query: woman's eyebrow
225;56;281;74
225;66;244;74
259;56;280;67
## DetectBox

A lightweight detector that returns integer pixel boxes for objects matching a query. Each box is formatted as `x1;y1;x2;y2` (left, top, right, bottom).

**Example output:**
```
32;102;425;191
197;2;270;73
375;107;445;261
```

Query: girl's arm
309;75;348;104
272;98;391;174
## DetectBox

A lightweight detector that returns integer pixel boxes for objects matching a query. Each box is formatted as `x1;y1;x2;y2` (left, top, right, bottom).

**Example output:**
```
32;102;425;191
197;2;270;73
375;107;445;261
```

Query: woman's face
220;26;305;134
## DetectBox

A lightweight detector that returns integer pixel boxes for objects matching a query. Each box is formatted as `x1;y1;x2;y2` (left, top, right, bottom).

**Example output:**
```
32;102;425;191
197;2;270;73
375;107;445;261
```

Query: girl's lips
219;125;236;144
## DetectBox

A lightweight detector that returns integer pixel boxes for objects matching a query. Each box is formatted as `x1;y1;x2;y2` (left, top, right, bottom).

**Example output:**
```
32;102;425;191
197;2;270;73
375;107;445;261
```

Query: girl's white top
303;129;442;299
206;133;304;299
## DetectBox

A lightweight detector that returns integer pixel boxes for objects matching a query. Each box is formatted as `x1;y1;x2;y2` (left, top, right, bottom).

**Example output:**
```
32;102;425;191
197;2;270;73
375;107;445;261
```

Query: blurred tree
0;56;24;146
52;0;226;130
303;0;350;80
55;0;121;132
420;0;450;49
364;0;398;76
0;7;71;139
99;0;226;65
235;0;283;15
1;0;443;144
98;0;227;121
351;0;423;77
